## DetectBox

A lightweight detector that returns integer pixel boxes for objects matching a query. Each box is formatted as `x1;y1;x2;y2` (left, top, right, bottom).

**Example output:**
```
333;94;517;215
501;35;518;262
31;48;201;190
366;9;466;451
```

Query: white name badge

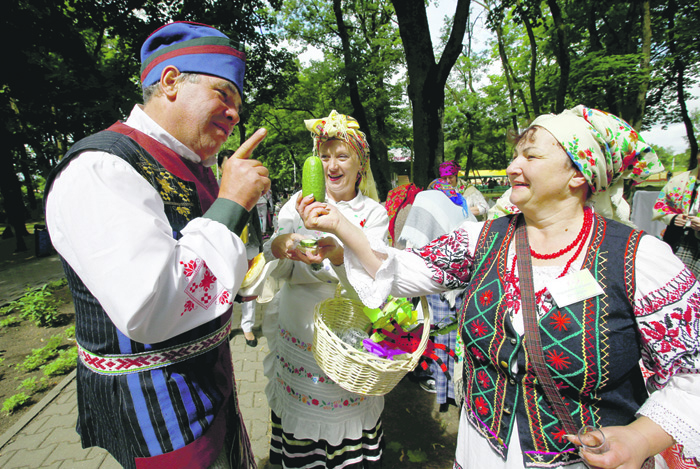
547;269;604;308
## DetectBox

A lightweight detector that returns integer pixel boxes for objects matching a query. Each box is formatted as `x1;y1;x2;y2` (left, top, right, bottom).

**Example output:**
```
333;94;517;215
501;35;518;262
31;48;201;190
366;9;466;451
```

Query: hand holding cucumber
296;154;338;232
218;128;271;211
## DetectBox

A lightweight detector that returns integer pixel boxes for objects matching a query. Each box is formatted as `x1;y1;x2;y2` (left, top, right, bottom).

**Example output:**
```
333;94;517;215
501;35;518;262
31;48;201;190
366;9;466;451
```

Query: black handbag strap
514;215;578;435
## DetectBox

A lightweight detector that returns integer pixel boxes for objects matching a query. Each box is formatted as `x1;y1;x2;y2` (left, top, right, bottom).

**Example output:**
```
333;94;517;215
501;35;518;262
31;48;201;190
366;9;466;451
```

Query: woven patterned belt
77;316;232;375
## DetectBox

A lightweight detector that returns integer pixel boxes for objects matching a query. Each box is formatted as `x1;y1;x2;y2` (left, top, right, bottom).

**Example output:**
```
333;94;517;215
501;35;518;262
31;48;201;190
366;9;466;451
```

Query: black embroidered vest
460;214;647;467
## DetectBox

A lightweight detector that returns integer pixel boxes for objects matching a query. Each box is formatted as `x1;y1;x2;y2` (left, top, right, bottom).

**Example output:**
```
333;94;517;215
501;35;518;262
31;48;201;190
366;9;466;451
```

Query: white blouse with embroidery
345;218;700;466
46;105;248;344
262;190;389;446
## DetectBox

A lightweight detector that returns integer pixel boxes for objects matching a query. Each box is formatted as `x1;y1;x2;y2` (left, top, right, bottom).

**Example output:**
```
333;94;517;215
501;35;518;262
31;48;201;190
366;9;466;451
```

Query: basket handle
335;283;343;298
410;296;431;365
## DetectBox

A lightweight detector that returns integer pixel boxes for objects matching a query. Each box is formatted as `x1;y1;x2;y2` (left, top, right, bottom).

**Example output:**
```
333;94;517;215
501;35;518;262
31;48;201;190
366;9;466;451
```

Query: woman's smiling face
506;126;579;213
319;139;362;203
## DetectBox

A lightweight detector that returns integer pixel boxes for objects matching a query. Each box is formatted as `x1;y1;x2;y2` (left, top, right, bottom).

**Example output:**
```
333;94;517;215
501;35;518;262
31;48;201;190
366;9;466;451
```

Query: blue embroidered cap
140;21;245;94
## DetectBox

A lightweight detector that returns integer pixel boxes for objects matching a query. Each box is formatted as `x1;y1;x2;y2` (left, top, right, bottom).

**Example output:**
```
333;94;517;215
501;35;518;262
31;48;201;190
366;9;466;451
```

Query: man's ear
160;66;181;100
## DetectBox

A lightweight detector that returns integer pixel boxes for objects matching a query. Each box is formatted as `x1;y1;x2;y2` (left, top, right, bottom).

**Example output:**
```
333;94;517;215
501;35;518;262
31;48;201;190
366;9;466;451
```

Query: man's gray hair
142;72;201;103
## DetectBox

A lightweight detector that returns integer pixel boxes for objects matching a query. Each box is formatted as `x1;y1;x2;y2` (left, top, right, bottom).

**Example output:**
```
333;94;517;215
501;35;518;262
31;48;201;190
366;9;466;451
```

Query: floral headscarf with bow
304;110;379;201
530;105;664;223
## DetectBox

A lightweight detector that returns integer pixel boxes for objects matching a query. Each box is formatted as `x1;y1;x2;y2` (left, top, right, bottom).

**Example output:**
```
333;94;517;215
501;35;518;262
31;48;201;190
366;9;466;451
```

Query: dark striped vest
460;214;647;467
45;127;235;469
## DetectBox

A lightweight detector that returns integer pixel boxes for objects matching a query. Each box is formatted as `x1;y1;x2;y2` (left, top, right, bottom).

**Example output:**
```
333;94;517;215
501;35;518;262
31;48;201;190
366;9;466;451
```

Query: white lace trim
638;398;700;458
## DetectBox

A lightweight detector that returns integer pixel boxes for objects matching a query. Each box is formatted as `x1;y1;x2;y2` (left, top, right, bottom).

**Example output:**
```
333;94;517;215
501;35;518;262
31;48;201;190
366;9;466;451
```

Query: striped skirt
269;411;384;468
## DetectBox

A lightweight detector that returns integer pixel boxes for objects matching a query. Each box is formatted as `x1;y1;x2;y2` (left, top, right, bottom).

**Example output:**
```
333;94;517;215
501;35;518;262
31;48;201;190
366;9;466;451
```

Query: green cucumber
301;156;325;203
299;239;318;248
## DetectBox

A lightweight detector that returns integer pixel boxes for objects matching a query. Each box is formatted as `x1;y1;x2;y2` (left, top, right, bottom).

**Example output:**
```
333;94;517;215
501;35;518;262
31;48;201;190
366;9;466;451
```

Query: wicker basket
313;296;430;396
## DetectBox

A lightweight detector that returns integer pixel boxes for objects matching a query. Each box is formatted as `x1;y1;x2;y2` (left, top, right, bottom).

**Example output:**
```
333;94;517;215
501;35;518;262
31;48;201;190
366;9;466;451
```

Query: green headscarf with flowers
530;105;664;223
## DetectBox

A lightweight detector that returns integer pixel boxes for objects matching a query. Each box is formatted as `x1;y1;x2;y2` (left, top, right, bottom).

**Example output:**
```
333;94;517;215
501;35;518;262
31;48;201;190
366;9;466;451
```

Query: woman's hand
296;195;344;235
269;232;344;267
673;214;688;227
688;215;700;231
270;233;306;261
317;237;344;266
296;193;384;277
565;417;673;468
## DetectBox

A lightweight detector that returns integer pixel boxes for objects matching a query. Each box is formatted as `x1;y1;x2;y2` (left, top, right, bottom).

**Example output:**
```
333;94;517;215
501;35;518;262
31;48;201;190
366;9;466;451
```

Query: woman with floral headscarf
428;160;489;219
652;151;700;278
296;105;700;468
262;110;387;468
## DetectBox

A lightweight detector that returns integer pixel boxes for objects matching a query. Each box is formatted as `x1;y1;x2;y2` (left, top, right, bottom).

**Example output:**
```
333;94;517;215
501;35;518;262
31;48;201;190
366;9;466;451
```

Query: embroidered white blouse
345;218;700;466
45;105;248;344
262;190;388;445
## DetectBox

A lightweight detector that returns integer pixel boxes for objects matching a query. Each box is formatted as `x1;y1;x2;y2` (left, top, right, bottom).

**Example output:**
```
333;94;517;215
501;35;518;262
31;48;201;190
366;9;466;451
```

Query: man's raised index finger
234;128;268;160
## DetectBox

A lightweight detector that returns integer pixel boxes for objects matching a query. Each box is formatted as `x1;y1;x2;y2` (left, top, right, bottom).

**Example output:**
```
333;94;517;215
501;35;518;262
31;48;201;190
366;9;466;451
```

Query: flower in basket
362;296;418;343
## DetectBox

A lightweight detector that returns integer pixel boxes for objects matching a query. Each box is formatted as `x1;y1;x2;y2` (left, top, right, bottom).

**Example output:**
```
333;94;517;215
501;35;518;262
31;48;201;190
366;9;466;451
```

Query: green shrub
407;449;428;463
15;285;60;327
64;325;75;339
18;377;50;393
0;315;21;328
43;347;78;377
2;393;31;415
47;278;68;290
16;335;63;371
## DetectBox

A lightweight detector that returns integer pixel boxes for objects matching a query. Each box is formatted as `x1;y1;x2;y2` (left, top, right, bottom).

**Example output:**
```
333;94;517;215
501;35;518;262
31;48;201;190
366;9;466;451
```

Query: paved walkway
0;303;273;468
0;232;459;468
0;233;275;468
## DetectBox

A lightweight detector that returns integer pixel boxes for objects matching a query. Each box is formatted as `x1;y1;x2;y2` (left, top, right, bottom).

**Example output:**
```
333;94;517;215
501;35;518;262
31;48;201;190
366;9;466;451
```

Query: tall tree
331;0;393;197
545;0;570;113
1;0;294;250
565;1;653;127
652;0;699;165
277;0;407;198
391;0;471;188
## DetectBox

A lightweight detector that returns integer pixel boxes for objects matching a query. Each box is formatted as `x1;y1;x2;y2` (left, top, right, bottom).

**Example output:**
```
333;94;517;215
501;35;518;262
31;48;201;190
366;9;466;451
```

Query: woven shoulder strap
514;215;578;435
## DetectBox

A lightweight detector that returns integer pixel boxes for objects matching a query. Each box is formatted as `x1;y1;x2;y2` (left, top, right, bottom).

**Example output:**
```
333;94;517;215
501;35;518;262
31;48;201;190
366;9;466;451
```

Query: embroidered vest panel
460;214;647;467
45;130;231;468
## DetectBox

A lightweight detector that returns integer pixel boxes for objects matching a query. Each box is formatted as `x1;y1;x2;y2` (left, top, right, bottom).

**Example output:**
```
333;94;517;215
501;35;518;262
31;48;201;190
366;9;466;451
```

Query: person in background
396;189;474;410
652;151;700;278
45;22;269;468
297;105;700;469
219;149;261;347
487;187;520;220
262;110;386;468
428;160;489;219
256;187;273;235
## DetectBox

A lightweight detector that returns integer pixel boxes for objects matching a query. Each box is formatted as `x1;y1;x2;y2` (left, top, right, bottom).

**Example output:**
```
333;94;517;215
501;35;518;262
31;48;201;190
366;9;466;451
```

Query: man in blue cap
45;22;268;468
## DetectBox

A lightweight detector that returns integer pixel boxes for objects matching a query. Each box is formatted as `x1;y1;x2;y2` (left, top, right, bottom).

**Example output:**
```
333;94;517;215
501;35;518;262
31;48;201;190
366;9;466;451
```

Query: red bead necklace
510;208;594;302
530;207;593;260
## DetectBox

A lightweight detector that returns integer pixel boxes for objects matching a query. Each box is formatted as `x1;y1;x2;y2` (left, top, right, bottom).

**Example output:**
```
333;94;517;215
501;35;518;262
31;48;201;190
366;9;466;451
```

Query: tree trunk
629;0;651;131
546;0;570;113
0;151;29;251
494;23;522;133
666;0;698;168
333;0;391;198
392;0;470;188
517;3;540;117
19;152;38;213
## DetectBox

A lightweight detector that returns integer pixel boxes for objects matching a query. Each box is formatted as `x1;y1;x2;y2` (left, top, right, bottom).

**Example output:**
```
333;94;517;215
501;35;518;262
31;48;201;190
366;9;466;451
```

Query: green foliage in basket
363;296;418;343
